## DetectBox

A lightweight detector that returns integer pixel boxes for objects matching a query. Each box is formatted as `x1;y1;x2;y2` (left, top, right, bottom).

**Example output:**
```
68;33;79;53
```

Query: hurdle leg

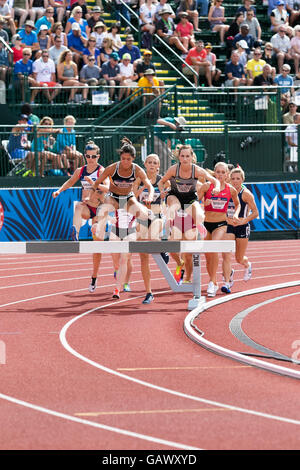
188;254;206;311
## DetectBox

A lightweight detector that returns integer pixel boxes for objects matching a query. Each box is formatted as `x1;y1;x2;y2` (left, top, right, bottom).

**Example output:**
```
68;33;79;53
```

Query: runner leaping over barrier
0;240;235;310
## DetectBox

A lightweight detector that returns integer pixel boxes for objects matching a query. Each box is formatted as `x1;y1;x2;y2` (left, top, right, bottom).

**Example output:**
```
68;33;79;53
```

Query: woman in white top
106;22;123;51
140;0;156;35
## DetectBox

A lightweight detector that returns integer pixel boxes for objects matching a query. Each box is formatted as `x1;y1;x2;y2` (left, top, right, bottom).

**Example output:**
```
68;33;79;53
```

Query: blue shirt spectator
118;36;141;63
18;21;39;47
14;57;34;77
274;67;294;94
67;25;87;53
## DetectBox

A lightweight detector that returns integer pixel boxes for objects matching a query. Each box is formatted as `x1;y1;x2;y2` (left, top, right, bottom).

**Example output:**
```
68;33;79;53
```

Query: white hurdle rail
0;240;235;310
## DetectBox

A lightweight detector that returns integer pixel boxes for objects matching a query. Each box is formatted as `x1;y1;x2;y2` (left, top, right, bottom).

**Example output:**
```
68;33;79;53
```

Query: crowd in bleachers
0;0;299;101
1;0;300;175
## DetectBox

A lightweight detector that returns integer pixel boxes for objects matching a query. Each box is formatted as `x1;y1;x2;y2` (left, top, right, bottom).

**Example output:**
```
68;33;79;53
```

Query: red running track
0;239;299;450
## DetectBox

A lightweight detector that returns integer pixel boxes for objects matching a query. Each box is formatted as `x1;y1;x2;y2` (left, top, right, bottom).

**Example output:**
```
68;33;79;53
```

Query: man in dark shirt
101;51;121;100
253;63;274;86
224;50;246;86
233;23;255;53
118;35;141;64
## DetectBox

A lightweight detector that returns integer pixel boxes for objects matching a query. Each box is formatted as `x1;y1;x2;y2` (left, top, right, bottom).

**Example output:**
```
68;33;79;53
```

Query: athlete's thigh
211;225;227;240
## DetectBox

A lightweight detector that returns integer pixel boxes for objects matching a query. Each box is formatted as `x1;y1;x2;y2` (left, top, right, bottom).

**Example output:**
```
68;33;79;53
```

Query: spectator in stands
0;39;10;82
253;63;274;86
208;0;229;46
246;47;266;85
290;24;300;78
79;54;103;90
224;50;247;87
283;99;298;123
139;0;156;36
53;114;84;171
87;6;105;31
11;34;23;63
176;0;201;32
135;48;155;78
99;37;113;65
49;34;67;64
34;6;55;32
271;25;293;72
21;102;39;124
137;67;161;114
37;24;51;54
65;6;90;36
197;0;209;17
0;1;16;36
270;0;289;32
233;23;255;54
156;7;188;56
119;52;138;100
236;0;256;18
274;63;294;95
224;12;244;58
280;93;290;114
106;22;123;51
29;0;46;23
90;21;107;49
155;0;175;23
286;0;300;27
118;34;141;64
175;11;195;50
285;112;299;171
32;48;61;103
236;39;248;66
83;35;101;67
0;15;9;42
244;9;262;44
205;43;221;85
50;22;67;46
14;0;30;29
48;0;67;23
7;114;31;161
261;42;276;72
19;20;40;53
70;0;89;19
114;0;131;25
182;38;213;86
57;49;89;103
67;21;88;66
139;0;156;49
28;116;66;177
101;51;122;100
13;47;38;102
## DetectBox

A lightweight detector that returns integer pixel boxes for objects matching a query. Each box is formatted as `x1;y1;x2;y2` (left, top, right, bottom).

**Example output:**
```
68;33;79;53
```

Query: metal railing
0;123;298;180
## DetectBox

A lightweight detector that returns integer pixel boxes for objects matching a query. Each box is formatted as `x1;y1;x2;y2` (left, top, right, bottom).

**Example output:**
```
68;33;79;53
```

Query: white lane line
184;281;300;380
0;391;200;450
59;294;300;427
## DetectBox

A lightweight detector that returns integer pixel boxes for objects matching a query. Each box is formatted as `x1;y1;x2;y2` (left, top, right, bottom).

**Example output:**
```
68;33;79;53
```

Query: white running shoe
244;262;252;281
207;281;218;297
88;280;97;293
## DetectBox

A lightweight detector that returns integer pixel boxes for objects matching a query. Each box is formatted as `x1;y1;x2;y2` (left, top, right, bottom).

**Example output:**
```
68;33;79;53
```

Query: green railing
0;123;298;182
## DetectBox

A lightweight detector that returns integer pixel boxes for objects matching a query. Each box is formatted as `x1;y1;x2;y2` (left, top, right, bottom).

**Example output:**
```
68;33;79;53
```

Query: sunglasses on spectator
282;68;289;71
23;53;31;56
85;154;98;158
265;47;272;50
88;57;95;60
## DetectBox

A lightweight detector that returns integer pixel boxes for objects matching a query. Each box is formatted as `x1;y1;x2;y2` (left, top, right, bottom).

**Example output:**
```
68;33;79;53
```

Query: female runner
158;144;220;283
197;161;240;297
52;141;109;293
90;138;154;241
133;153;169;304
221;166;259;293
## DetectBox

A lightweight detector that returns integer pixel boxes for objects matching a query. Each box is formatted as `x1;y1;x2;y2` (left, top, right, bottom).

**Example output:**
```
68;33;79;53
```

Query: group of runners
52;137;259;304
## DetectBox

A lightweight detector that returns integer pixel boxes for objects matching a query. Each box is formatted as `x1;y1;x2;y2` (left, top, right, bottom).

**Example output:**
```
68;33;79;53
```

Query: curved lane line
184;280;300;380
229;291;300;364
59;292;300;427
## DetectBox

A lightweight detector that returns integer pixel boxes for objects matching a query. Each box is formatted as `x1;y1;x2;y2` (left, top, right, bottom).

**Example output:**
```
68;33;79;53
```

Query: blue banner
0;182;299;241
247;181;300;232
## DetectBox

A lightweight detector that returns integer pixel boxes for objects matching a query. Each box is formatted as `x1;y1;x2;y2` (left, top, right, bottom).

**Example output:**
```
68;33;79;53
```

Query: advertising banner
0;182;299;241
